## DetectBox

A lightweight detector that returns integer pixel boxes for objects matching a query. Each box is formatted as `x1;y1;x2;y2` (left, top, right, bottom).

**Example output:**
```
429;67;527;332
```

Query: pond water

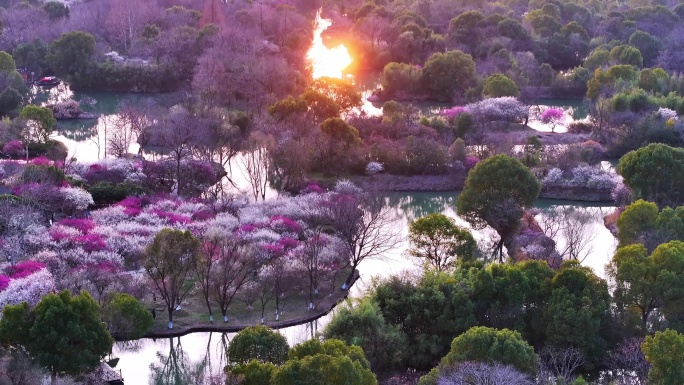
110;191;616;384
32;84;158;162
350;71;590;132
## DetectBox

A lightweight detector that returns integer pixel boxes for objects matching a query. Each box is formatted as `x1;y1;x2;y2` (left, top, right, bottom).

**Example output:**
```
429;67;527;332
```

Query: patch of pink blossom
76;234;108;252
0;268;55;308
540;108;565;123
191;210;215;221
116;197;144;216
148;209;191;225
30;156;52;166
2;140;23;157
238;223;259;233
6;260;46;279
278;237;300;250
58;218;96;234
0;275;9;291
464;156;480;170
270;215;302;233
302;181;325;194
441;106;470;119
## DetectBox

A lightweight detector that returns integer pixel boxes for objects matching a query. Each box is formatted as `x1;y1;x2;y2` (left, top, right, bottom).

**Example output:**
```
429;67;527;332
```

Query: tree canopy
322;298;407;371
482;73;520;98
618;143;684;208
46;31;95;79
408;213;476;271
456;154;540;260
642;329;684;385
103;293;154;340
227;325;290;366
0;291;113;385
144;228;201;329
421;50;476;101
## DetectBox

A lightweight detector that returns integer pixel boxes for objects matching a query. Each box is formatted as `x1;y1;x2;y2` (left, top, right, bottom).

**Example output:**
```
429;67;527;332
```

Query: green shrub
87;182;148;205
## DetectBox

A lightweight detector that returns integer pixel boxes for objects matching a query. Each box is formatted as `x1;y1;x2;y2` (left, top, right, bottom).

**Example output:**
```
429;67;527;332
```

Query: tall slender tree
144;229;201;329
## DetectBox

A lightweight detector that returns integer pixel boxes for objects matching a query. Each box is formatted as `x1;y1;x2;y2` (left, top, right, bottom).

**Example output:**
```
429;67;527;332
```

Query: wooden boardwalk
99;362;124;384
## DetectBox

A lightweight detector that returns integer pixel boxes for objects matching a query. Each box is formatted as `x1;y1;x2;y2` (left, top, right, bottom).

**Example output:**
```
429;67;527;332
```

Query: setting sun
307;13;352;79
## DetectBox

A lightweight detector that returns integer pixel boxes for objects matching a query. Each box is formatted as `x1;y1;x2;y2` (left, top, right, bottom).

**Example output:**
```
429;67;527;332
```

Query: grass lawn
142;267;356;336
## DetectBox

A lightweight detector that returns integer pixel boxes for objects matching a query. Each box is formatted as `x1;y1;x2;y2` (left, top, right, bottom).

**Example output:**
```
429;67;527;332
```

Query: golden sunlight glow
307;13;352;79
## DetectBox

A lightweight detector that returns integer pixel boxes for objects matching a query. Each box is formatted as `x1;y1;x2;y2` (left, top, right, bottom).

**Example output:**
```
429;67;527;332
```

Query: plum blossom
539;107;565;132
441;106;470;119
465;97;529;124
365;162;384;175
61;186;95;210
657;107;678;121
58;218;96;233
91;205;129;225
0;269;55;309
543;168;563;185
334;179;362;195
543;165;620;191
0;275;9;291
2;140;23;157
6;260;46;279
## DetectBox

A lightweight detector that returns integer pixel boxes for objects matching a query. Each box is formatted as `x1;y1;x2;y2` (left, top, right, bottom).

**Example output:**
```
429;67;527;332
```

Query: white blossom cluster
61;187;95;210
0;161;24;180
51;99;81;119
66;158;145;182
657;107;678;121
465;97;529;123
0;269;55;309
521;244;547;260
543;165;620;191
365;162;384;175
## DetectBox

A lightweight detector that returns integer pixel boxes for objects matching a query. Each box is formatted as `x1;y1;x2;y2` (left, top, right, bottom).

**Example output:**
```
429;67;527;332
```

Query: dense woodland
0;0;681;384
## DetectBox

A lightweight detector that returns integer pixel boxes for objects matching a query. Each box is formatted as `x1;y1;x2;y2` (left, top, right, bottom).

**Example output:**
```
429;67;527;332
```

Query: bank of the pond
137;270;360;340
354;174;614;202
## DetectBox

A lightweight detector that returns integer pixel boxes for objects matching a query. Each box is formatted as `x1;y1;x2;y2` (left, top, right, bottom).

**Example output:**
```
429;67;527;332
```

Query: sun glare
307;13;352;79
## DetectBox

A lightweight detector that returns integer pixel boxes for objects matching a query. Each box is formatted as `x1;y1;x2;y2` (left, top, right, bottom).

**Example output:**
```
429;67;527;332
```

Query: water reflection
113;320;327;384
147;336;225;385
384;191;458;222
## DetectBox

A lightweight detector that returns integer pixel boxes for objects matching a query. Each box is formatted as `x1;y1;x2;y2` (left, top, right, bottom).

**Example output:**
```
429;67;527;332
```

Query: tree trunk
51;371;57;385
343;263;357;289
205;298;213;322
168;307;173;329
642;309;649;329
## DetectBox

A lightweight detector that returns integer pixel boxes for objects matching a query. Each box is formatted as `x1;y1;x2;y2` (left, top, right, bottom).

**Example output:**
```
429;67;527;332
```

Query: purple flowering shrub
0;275;9;291
269;215;302;234
2;140;23;158
6;260;46;279
149;209;192;224
30;156;52;166
302;181;325;194
539;108;565;132
441;106;470;120
540;108;565;123
76;234;108;252
0;160;24;179
464;156;480;170
58;218;96;233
